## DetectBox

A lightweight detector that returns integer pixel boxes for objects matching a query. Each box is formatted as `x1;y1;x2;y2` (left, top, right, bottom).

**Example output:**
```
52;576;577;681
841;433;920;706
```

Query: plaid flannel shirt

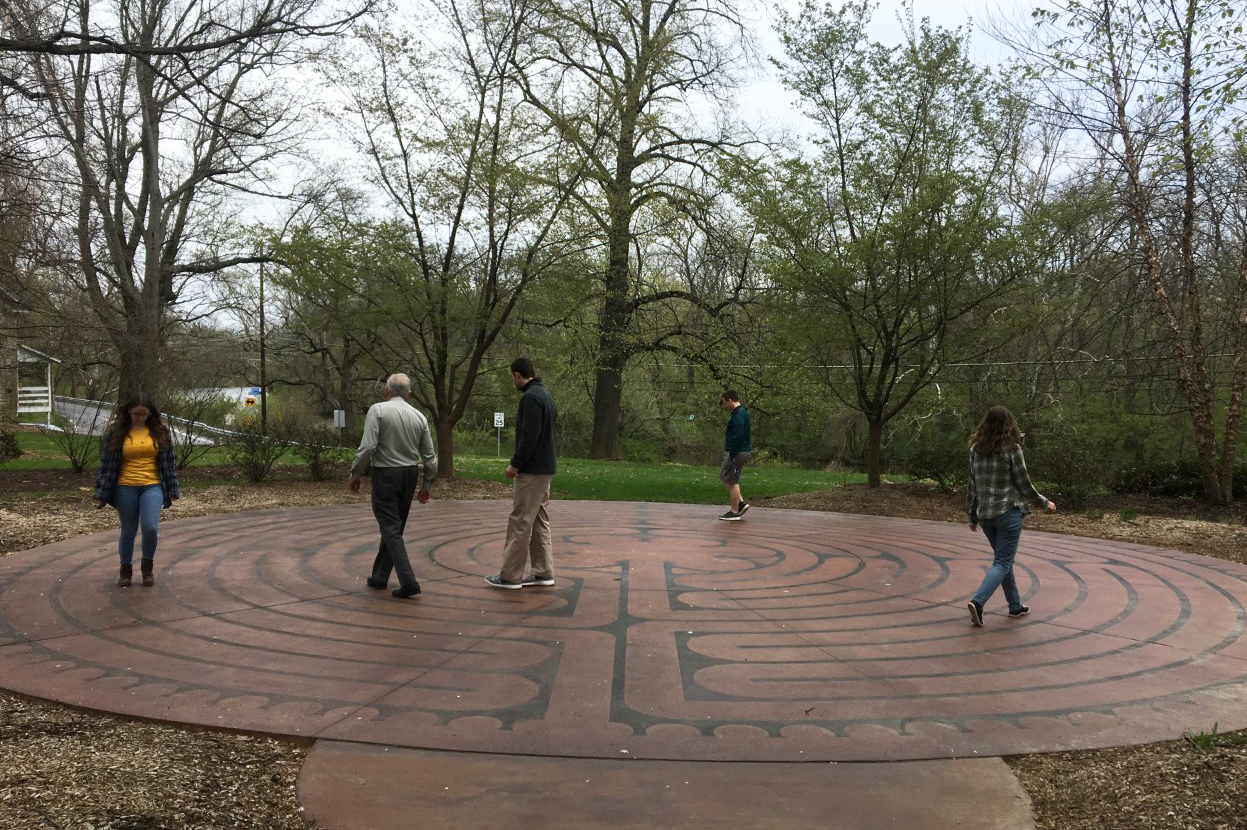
965;447;1047;523
94;428;181;509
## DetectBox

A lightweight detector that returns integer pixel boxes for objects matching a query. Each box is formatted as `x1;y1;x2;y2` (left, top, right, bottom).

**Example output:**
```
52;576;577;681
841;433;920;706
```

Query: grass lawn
451;454;864;505
8;432;864;503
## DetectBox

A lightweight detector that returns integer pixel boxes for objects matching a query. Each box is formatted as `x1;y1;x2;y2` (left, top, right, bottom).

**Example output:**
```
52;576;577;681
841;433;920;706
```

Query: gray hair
385;373;412;397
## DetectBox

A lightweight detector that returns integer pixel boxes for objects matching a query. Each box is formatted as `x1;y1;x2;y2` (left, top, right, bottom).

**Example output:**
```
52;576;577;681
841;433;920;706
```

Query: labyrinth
1;500;1246;762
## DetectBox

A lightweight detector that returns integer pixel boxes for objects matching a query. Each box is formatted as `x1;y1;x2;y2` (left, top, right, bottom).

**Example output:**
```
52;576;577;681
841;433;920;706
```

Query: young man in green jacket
719;390;751;521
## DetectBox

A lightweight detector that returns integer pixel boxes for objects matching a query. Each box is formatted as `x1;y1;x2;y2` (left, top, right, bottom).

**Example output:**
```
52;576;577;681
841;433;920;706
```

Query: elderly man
349;373;438;598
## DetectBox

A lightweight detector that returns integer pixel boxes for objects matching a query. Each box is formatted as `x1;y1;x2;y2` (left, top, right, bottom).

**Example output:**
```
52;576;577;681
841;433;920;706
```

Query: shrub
1027;421;1104;509
0;429;21;465
902;437;968;494
226;420;293;483
41;416;100;474
1112;459;1247;499
289;423;352;481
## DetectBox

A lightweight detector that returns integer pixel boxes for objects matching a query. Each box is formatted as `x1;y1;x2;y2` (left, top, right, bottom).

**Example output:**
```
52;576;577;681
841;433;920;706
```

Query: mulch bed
2;470;1246;828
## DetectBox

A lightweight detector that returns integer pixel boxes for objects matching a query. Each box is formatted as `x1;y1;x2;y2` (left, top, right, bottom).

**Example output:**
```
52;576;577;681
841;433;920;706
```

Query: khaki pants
501;473;553;582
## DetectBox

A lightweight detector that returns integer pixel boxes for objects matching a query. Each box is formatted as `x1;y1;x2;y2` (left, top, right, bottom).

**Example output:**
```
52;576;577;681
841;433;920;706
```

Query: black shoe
1008;605;1030;618
967;600;984;627
737;501;750;516
485;575;523;590
366;577;388;590
392;583;421;598
719;511;741;521
522;573;555;587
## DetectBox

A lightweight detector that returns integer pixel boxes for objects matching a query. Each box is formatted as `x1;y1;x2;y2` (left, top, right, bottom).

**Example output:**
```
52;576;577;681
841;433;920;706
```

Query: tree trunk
588;190;634;460
866;417;883;488
436;419;456;480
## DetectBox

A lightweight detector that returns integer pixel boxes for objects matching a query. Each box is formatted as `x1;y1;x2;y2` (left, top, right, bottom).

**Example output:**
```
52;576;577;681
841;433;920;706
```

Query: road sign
245;397;256;407
494;412;505;427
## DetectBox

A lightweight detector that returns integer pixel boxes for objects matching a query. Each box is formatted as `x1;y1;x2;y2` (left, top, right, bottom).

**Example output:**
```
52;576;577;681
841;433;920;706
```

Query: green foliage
289;423;352;481
1112;459;1247;499
1027;421;1104;509
226;421;294;483
0;429;21;465
1186;723;1247;752
1119;507;1138;522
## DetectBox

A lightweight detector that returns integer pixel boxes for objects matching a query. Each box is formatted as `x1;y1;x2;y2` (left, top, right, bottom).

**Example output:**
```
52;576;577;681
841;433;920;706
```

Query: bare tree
512;0;755;458
304;0;586;476
1020;0;1247;503
0;0;373;401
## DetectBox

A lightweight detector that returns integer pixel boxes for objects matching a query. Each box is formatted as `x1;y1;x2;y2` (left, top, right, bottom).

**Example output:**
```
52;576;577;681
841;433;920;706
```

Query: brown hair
721;390;740;403
106;392;171;454
968;405;1022;456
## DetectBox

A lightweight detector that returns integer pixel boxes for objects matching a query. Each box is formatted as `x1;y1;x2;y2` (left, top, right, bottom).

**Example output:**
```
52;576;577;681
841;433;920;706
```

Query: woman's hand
1046;500;1057;513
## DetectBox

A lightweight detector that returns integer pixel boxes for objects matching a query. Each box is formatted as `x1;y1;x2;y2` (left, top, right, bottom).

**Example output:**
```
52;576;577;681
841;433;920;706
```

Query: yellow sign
245;397;256;407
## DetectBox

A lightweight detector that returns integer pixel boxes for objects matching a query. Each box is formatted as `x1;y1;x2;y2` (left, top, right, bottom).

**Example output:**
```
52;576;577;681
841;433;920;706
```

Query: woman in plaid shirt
94;393;180;587
965;406;1055;627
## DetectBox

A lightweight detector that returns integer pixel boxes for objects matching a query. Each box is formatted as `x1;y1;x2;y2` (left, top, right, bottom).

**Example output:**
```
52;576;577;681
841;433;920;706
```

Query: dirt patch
2;473;1246;828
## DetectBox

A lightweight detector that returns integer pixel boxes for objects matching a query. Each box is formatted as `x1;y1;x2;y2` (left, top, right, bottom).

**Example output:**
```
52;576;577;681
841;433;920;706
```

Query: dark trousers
369;466;420;589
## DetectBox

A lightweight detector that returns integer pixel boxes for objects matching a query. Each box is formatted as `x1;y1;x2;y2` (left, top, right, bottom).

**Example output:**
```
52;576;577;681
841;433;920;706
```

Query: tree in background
740;2;1039;486
512;0;754;458
1022;0;1247;503
0;0;373;401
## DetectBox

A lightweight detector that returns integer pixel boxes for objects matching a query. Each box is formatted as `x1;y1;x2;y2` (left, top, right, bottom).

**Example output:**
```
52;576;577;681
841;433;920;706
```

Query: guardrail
54;396;245;441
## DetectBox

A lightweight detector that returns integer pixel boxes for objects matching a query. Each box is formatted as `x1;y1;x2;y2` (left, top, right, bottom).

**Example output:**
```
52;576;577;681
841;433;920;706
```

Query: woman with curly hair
965;405;1055;627
94;393;180;587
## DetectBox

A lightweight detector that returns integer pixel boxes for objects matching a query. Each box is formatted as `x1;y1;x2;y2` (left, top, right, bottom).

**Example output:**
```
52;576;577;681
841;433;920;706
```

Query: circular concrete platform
1;501;1245;762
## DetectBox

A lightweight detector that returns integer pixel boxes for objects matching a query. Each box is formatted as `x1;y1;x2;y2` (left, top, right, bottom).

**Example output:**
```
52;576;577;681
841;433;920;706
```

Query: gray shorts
720;451;751;485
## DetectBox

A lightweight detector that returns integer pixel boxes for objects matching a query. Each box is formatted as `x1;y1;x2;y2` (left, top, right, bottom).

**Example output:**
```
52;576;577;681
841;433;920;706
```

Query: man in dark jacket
486;357;559;589
719;390;752;521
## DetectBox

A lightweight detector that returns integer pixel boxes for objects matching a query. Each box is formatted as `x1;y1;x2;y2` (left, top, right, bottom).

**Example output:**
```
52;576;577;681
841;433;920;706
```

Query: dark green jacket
724;404;751;455
511;378;558;474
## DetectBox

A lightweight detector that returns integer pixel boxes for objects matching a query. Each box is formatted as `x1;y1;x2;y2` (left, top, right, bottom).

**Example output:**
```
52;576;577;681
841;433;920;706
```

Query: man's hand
505;465;518;479
969;523;978;533
418;488;430;504
348;475;362;493
1046;500;1057;513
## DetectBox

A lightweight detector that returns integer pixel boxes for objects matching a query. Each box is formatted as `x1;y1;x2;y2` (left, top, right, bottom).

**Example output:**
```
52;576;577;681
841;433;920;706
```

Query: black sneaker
366;577;388;590
522;574;555;587
485;575;523;590
719;511;742;521
737;501;750;516
1008;605;1030;618
392;583;421;598
967;600;984;627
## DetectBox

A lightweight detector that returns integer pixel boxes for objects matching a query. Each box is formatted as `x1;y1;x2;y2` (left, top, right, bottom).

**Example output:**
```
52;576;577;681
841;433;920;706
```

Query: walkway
2;501;1245;826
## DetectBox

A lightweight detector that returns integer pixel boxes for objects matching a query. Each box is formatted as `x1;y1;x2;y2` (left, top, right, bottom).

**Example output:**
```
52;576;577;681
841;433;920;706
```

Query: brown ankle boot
140;560;154;586
118;563;132;587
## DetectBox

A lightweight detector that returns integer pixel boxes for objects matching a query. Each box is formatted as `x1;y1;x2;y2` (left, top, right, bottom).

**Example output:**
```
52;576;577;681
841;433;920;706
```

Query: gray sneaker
522;573;555;587
485;575;523;590
719;511;742;521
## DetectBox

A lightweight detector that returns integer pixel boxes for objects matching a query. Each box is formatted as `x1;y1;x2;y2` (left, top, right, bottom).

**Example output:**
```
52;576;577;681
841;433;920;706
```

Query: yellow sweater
117;427;161;486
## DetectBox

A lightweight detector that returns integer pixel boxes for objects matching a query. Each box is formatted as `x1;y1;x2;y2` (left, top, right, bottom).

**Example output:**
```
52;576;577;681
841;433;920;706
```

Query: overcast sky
743;0;1022;129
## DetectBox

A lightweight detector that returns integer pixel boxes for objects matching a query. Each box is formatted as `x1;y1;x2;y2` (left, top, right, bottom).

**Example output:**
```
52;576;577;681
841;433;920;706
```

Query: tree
741;1;1037;486
0;0;372;401
1022;0;1247;503
306;0;583;475
512;0;754;458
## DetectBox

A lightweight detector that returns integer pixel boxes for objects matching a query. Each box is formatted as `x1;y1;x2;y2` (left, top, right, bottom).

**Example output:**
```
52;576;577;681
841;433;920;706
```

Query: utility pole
259;261;267;434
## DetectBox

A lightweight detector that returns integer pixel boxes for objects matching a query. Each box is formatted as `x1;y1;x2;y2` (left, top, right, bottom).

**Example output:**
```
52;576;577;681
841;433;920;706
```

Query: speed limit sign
494;412;504;428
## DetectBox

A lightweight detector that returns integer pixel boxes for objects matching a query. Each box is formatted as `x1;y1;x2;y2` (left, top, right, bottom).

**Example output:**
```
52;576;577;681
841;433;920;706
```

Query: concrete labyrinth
1;501;1246;762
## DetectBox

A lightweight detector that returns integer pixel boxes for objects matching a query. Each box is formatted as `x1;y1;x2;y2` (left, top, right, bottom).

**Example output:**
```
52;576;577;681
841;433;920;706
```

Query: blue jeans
114;484;163;565
971;507;1025;613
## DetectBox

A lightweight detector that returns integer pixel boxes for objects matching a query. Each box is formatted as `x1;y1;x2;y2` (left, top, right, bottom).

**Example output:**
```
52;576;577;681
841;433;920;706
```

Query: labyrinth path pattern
1;501;1246;761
